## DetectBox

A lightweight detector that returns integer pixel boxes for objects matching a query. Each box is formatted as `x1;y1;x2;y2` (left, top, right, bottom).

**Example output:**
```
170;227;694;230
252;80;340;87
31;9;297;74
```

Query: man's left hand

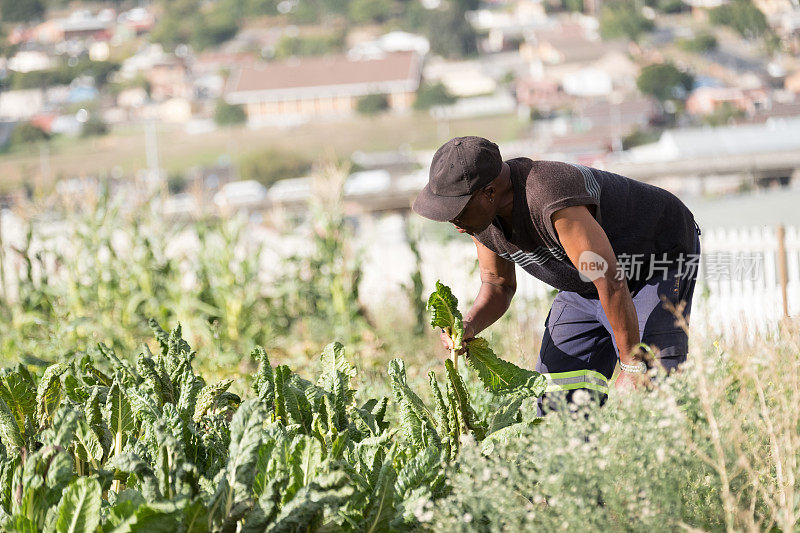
614;369;649;391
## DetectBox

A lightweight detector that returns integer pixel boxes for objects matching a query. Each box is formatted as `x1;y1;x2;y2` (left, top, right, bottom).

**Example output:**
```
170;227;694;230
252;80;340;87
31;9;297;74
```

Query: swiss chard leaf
465;337;547;398
55;476;101;533
426;281;464;349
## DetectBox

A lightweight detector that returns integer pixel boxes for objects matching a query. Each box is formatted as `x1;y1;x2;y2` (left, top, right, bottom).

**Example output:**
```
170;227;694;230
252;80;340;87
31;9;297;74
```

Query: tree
709;0;769;39
0;0;45;22
426;3;479;58
599;2;654;42
190;9;238;50
348;0;393;23
703;102;745;126
81;117;108;138
636;63;694;102
214;101;247;126
10;123;49;147
644;0;684;14
677;32;718;53
356;94;389;115
413;83;456;110
151;0;239;51
238;148;313;187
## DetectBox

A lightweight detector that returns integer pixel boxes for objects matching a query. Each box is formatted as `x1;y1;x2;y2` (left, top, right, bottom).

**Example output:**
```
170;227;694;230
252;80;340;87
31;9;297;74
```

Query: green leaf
283;381;312;432
55;477;101;533
273;366;288;424
36;363;69;428
267;466;354;533
465;337;547;398
183;499;209;533
242;478;281;533
487;396;524;435
0;371;36;439
481;419;543;455
426;281;464;348
64;374;89;404
106;380;135;455
74;420;104;464
316;343;356;430
193;379;234;423
148;319;170;358
0;398;24;451
104;497;184;533
137;354;166;407
298;436;323;486
444;359;486;440
359;453;397;533
427;372;452;459
388;359;438;449
208;400;266;525
176;370;204;424
395;446;442;499
445;380;463;451
252;347;275;409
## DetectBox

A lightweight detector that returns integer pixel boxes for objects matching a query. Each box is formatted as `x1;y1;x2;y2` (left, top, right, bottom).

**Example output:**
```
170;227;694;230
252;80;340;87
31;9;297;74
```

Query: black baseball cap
412;136;503;222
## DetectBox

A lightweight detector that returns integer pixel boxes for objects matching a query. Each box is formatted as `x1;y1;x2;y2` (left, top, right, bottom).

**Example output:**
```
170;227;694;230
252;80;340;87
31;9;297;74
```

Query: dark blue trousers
536;225;701;413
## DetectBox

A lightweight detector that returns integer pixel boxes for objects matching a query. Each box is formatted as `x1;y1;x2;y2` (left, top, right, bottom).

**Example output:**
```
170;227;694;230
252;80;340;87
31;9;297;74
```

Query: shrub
677;32;719;53
10;122;49;146
622;127;661;150
81;117;108;138
414;83;456;111
214;100;247;126
238;147;313;187
431;326;800;532
356;93;390;115
273;33;345;59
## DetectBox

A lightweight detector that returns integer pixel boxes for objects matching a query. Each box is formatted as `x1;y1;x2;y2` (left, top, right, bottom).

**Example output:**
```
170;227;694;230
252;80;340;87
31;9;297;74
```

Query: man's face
449;187;496;235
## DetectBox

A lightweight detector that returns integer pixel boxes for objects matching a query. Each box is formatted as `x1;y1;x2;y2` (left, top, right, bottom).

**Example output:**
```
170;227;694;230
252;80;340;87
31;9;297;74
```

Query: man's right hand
439;323;475;357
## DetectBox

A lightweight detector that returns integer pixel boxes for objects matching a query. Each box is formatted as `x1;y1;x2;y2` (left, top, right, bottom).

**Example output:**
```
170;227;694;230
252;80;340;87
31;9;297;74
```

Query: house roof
225;51;422;102
623;116;800;162
533;22;626;64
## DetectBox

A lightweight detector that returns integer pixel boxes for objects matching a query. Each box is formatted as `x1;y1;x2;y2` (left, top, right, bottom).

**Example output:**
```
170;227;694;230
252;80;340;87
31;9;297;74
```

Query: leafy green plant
0;279;546;531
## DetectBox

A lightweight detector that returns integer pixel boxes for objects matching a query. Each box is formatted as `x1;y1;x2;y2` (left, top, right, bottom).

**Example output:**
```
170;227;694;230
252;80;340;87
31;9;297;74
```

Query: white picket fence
691;225;800;337
513;225;800;338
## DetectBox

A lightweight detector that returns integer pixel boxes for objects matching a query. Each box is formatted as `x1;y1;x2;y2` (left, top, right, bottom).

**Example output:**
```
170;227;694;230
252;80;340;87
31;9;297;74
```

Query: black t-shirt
474;158;697;297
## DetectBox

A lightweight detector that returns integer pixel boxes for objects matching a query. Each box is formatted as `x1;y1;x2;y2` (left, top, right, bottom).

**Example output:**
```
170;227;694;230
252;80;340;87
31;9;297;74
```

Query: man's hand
439;323;475;358
614;369;649;391
552;205;641;380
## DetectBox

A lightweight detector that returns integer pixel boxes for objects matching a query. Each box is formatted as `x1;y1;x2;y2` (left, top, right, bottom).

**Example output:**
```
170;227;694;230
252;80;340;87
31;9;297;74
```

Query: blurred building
0;90;45;120
686;87;770;116
145;57;191;101
224;51;422;126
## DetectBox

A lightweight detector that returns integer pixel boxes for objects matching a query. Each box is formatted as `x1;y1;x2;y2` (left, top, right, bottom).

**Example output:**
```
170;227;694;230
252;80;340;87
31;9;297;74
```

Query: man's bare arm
462;237;517;339
551;205;641;366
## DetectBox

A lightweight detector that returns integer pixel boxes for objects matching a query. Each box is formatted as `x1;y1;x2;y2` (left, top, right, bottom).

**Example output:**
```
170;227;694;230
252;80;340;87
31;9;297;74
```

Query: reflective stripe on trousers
543;369;609;394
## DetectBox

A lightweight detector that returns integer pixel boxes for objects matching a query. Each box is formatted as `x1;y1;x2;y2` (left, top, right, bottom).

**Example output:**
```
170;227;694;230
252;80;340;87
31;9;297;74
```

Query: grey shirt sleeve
528;160;602;245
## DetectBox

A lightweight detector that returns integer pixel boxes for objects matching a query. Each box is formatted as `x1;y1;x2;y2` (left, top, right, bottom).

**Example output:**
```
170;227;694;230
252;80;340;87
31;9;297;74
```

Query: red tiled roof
227;51;420;95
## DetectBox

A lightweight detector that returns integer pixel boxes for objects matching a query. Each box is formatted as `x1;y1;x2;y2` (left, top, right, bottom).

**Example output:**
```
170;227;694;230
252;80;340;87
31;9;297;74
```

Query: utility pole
39;141;50;188
144;119;162;195
776;224;789;318
0;207;5;302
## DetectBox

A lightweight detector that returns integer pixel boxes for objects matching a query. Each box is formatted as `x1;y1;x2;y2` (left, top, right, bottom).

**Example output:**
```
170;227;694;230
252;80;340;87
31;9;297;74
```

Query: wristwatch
619;360;647;374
